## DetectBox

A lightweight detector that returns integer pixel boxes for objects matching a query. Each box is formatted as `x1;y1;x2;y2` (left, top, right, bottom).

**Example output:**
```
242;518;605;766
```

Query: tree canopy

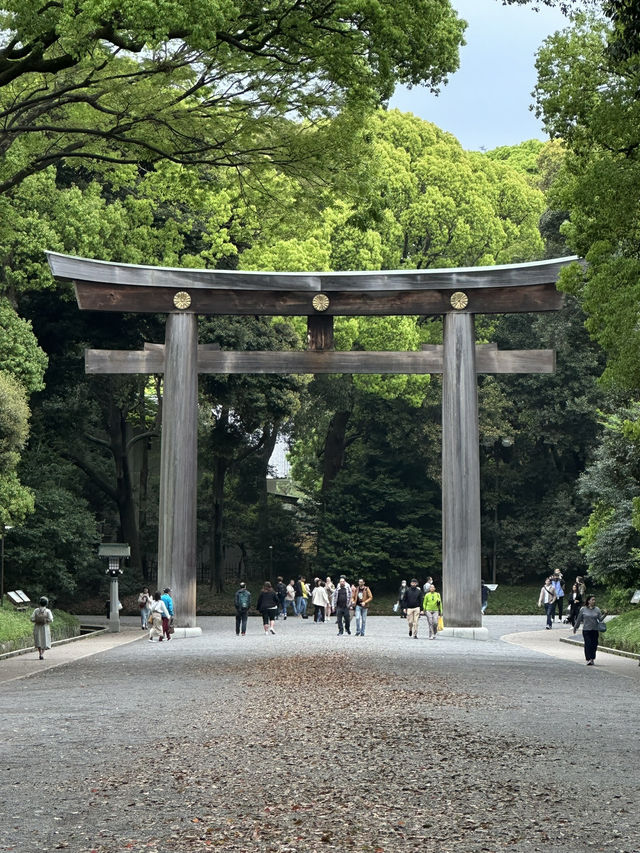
0;0;466;195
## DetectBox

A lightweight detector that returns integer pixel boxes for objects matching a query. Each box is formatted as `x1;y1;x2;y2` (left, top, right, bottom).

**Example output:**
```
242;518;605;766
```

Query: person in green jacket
422;584;442;640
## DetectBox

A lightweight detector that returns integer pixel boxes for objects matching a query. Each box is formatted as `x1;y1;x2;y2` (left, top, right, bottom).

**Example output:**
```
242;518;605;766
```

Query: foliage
0;370;34;526
0;0;465;196
5;451;102;602
603;609;640;654
577;404;640;586
0;607;79;647
311;394;442;585
0;299;47;391
480;299;605;583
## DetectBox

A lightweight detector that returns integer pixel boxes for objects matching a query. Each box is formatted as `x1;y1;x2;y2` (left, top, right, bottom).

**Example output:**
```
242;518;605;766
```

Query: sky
389;0;570;151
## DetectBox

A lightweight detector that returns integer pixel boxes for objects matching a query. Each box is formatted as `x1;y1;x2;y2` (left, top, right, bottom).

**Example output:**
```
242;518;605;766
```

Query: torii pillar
442;313;483;636
158;313;198;627
46;251;579;635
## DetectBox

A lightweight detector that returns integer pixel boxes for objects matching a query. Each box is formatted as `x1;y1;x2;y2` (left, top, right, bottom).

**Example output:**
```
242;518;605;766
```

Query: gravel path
1;615;638;853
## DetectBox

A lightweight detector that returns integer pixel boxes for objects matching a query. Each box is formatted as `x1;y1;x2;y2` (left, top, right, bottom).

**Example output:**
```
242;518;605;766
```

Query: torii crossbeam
47;252;578;635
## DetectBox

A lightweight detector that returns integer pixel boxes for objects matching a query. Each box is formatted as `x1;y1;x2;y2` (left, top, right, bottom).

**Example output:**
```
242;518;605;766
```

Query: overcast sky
389;0;569;151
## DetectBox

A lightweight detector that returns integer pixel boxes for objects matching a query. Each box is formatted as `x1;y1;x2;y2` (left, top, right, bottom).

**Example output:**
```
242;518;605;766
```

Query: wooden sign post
47;252;578;635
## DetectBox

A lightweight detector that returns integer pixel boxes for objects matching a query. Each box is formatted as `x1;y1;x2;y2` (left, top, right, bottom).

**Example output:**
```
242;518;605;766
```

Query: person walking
294;576;306;618
566;583;583;627
538;576;557;629
311;581;330;622
137;587;152;630
161;587;174;640
148;591;170;642
551;571;565;622
332;577;352;636
234;581;251;636
325;576;335;620
402;579;423;638
257;581;279;634
30;596;54;660
481;581;490;615
396;580;408;616
284;579;296;618
353;578;373;636
422;584;442;639
573;595;606;665
275;576;287;619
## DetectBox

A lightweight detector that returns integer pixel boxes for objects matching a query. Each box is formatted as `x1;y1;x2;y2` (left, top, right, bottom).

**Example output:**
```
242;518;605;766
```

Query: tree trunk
210;453;228;593
107;400;143;573
321;410;350;492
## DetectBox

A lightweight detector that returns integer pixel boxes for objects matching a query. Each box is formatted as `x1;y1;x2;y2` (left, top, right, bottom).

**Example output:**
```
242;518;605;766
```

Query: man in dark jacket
332;577;352;636
234;582;251;636
402;579;423;639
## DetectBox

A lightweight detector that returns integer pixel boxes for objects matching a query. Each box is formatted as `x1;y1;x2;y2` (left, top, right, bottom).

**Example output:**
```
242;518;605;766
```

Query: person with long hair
573;595;606;665
257;581;279;634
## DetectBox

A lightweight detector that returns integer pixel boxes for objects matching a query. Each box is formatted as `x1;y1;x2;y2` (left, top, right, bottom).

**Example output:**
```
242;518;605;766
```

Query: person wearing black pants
573;595;606;665
332;578;352;635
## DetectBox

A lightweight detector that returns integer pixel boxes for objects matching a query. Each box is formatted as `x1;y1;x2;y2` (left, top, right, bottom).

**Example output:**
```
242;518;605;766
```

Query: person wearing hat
551;571;565;622
30;596;54;660
161;587;174;640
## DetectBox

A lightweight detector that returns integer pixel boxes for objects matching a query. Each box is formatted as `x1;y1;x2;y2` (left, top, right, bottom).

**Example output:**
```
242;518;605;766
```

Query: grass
602;610;640;655
0;603;80;651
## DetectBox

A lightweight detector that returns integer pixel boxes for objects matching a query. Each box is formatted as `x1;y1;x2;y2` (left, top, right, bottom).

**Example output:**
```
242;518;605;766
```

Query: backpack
237;589;250;609
34;608;48;625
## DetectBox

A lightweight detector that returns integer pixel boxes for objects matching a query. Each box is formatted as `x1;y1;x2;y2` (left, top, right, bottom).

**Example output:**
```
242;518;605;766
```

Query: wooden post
442;313;483;630
157;313;198;627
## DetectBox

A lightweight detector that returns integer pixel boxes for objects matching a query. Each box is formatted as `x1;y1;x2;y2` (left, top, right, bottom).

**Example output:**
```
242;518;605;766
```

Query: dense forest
1;0;639;606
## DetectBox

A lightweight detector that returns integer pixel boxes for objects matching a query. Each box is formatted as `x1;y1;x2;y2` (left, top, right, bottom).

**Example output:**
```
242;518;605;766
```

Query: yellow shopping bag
437;615;444;632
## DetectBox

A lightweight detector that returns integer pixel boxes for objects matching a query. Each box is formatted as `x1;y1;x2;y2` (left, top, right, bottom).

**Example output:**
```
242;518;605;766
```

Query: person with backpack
234;581;252;636
30;596;54;660
137;586;152;630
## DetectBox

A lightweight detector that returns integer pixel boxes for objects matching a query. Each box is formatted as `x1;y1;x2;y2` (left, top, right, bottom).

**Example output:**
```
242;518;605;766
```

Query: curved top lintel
46;251;582;294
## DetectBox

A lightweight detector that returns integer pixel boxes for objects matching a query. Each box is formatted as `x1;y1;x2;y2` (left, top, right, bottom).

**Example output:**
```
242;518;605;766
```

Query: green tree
577;405;640;586
0;0;465;195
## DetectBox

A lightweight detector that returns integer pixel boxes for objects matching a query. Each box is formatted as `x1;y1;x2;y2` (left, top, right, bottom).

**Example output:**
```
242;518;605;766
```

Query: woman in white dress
30;596;54;660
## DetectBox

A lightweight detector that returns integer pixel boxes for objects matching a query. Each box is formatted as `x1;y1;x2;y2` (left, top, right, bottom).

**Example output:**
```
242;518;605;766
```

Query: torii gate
47;252;578;637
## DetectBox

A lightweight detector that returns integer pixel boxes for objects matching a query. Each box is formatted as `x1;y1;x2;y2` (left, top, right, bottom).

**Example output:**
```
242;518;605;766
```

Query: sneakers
587;659;595;665
409;630;412;637
269;627;276;634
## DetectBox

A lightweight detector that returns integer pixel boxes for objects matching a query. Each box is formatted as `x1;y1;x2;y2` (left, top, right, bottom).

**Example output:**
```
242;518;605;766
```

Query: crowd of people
537;571;607;665
537;571;588;629
234;575;374;636
138;586;174;642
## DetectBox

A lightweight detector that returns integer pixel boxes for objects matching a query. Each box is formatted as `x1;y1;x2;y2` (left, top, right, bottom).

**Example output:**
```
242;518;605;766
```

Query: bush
0;605;80;653
603;609;640;655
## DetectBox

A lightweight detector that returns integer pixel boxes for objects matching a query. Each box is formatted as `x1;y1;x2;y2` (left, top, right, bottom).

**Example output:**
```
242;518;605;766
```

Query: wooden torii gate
47;252;577;637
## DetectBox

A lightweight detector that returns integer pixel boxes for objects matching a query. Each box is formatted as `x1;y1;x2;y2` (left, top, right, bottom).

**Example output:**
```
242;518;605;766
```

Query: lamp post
0;525;13;608
98;543;130;632
268;545;273;580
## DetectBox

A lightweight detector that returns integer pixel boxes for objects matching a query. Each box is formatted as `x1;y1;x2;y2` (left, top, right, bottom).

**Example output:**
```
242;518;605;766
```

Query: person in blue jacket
161;587;174;640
